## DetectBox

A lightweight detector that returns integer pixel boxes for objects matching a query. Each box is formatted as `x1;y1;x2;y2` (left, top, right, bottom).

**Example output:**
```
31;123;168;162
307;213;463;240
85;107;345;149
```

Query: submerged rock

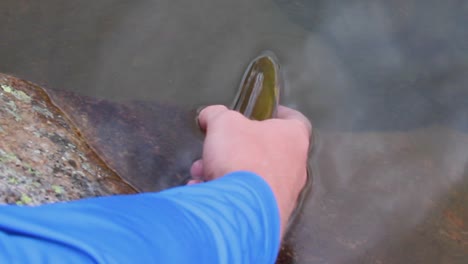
0;72;204;205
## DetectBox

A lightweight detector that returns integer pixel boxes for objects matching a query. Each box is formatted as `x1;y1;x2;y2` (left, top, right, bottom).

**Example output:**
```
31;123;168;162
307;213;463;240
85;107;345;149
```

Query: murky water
1;0;467;263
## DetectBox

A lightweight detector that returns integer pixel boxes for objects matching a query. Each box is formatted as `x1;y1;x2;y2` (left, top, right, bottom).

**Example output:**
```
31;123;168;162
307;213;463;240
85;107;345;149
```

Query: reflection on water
277;0;468;132
1;0;467;263
291;128;468;263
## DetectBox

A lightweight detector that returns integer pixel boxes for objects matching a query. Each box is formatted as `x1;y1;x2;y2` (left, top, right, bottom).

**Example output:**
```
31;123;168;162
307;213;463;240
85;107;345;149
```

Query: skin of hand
189;104;312;238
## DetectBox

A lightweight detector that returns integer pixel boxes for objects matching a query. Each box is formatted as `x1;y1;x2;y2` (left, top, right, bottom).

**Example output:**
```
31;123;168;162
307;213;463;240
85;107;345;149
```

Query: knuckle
225;110;247;122
213;109;246;128
205;104;228;114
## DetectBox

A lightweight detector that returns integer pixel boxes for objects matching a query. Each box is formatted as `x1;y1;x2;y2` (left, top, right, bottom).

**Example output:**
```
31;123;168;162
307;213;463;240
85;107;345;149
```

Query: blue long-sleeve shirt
0;171;281;263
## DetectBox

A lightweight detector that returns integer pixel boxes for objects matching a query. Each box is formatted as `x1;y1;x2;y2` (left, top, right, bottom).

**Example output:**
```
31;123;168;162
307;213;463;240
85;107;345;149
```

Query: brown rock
0;73;136;205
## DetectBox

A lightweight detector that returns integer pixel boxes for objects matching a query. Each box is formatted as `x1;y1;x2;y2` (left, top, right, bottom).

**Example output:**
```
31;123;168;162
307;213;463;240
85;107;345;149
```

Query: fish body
231;51;282;120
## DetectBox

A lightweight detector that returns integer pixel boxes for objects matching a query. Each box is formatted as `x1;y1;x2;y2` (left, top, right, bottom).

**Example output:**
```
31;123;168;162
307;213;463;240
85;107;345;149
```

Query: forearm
0;171;280;263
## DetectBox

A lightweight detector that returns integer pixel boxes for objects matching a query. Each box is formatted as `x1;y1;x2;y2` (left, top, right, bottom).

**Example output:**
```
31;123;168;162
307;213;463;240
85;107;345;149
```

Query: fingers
277;105;312;136
197;105;229;131
187;159;204;185
197;104;311;138
187;179;203;185
190;159;204;179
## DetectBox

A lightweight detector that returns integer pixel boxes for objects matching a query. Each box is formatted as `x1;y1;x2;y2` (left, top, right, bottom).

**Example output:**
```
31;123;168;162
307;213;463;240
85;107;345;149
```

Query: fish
231;51;282;120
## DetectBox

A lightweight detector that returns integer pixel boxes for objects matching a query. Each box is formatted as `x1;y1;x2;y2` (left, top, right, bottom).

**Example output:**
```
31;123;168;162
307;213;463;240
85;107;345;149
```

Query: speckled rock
0;74;136;205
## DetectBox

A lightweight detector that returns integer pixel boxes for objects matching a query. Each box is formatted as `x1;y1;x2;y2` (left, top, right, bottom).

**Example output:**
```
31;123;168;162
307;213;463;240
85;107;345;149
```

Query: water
1;0;467;263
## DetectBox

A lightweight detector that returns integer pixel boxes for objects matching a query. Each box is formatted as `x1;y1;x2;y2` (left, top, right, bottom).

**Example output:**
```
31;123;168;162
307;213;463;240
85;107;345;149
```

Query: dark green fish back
231;51;281;120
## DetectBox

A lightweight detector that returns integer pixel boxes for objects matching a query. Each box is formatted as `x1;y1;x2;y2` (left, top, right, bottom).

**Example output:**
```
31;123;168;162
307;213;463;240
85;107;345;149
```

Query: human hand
189;105;312;236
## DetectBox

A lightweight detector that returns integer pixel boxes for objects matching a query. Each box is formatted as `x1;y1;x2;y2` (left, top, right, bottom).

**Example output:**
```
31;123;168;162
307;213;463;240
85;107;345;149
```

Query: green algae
1;84;32;103
25;165;39;176
52;185;64;194
7;177;19;185
17;194;33;205
1;84;12;93
0;150;19;163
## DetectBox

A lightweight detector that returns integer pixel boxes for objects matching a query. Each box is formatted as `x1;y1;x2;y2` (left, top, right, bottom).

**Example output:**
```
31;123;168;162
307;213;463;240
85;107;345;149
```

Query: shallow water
1;0;467;263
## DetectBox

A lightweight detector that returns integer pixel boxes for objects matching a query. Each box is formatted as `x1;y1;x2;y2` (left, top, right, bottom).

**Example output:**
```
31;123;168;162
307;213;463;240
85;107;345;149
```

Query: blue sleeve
0;171;281;263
